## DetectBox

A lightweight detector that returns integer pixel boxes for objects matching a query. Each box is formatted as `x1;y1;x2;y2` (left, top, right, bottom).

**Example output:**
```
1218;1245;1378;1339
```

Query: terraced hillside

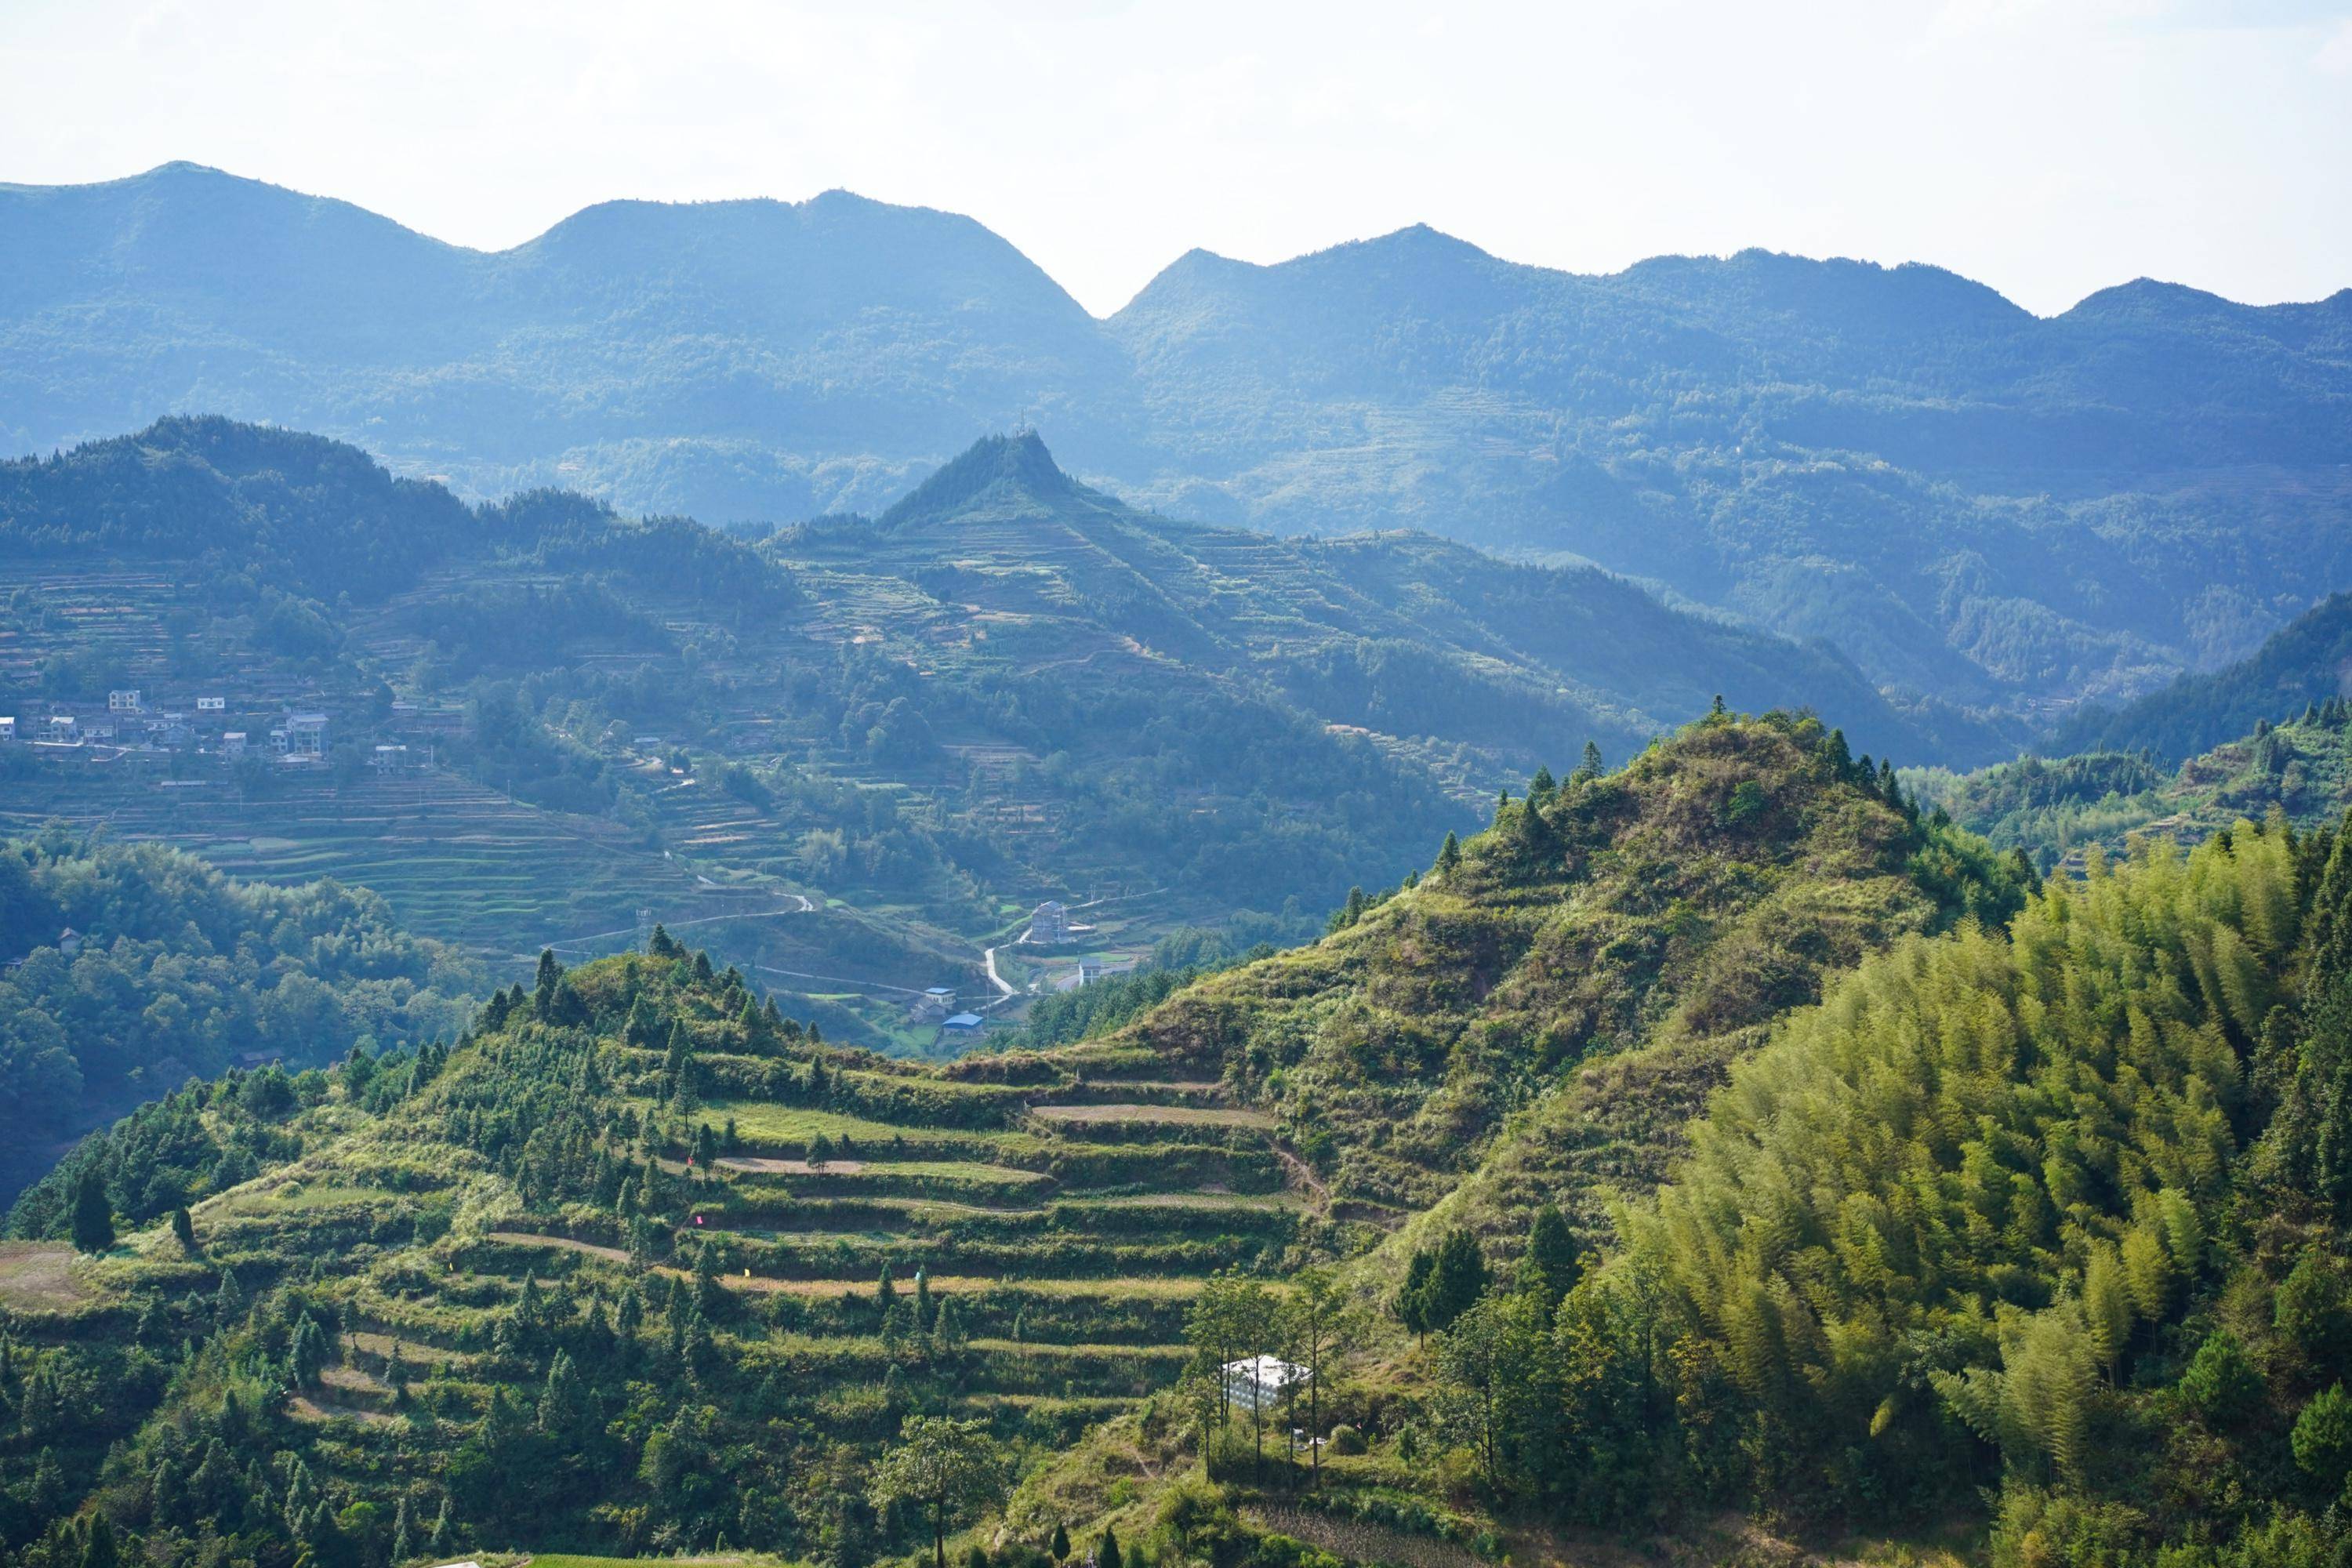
0;937;1332;1563
5;419;2007;1062
1090;711;2032;1248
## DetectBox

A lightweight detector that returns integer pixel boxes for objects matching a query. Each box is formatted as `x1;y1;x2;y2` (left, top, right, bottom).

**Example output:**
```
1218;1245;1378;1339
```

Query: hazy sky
5;0;2349;318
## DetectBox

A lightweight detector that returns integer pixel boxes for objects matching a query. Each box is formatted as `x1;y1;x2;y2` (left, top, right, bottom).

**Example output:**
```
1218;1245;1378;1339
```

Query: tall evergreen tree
69;1171;114;1255
1436;830;1462;877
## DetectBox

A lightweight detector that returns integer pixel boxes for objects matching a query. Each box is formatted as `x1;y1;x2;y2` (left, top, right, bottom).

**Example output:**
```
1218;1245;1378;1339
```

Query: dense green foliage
1369;815;2352;1564
0;417;475;601
0;833;478;1202
1922;699;2352;872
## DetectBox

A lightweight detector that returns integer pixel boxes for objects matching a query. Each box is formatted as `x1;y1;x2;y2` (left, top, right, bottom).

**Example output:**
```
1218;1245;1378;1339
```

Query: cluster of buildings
0;689;351;768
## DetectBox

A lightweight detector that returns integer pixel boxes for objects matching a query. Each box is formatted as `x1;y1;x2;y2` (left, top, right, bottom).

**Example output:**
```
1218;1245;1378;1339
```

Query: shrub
1327;1424;1366;1455
2179;1331;2263;1425
2292;1384;2352;1490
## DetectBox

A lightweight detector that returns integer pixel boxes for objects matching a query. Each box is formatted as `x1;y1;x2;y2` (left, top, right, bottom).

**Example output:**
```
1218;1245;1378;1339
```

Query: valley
2;140;2350;1568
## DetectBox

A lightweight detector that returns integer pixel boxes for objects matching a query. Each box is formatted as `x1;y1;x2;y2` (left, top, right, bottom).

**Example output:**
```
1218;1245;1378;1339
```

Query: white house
1221;1355;1310;1414
276;713;328;761
108;689;143;713
47;715;77;740
0;717;14;742
221;731;248;759
196;695;226;712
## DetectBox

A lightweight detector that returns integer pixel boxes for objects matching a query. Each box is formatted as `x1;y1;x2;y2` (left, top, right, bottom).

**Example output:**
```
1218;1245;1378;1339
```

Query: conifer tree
69;1171;113;1255
1514;1204;1582;1312
1436;831;1462;877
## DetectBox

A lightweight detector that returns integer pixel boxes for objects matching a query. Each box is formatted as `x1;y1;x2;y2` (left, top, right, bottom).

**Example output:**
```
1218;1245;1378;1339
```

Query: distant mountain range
6;162;2350;717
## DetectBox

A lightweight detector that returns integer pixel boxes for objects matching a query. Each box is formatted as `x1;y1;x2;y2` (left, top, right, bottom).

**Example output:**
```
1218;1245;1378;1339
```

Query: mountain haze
7;163;2350;718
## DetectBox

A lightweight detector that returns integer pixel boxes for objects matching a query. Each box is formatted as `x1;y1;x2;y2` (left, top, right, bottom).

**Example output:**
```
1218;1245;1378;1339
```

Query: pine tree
1514;1204;1582;1312
170;1206;198;1254
1580;739;1605;781
78;1514;118;1568
533;948;562;1014
1436;831;1462;877
1424;1229;1488;1334
1098;1526;1122;1568
1529;764;1556;800
1051;1522;1070;1561
1517;793;1552;855
69;1171;114;1255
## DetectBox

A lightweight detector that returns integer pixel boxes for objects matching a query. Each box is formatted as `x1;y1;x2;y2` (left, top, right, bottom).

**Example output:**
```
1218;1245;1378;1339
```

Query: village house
0;717;14;742
274;712;328;761
107;688;142;713
1023;899;1073;945
196;695;226;713
221;731;248;759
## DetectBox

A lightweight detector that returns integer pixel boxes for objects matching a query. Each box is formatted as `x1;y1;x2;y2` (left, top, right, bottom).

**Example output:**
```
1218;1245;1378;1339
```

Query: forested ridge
0;833;480;1203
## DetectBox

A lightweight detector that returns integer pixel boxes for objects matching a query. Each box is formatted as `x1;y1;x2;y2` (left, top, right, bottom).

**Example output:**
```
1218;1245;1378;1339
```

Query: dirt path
1272;1145;1332;1207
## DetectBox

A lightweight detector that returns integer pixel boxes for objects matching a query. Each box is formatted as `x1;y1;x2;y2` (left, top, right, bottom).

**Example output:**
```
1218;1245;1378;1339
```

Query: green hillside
0;715;2022;1568
2;419;1995;1060
2049;591;2352;761
7;714;2350;1566
0;833;481;1204
1917;699;2352;871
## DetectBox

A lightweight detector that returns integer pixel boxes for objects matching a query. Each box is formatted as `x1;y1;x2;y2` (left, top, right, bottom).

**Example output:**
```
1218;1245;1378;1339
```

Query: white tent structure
1222;1354;1309;1414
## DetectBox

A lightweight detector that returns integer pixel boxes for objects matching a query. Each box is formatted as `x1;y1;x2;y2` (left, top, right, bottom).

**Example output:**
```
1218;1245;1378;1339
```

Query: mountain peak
880;430;1073;526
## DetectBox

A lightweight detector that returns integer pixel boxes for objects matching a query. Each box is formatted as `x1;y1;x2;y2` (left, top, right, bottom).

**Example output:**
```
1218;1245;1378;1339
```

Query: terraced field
143;1007;1312;1515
